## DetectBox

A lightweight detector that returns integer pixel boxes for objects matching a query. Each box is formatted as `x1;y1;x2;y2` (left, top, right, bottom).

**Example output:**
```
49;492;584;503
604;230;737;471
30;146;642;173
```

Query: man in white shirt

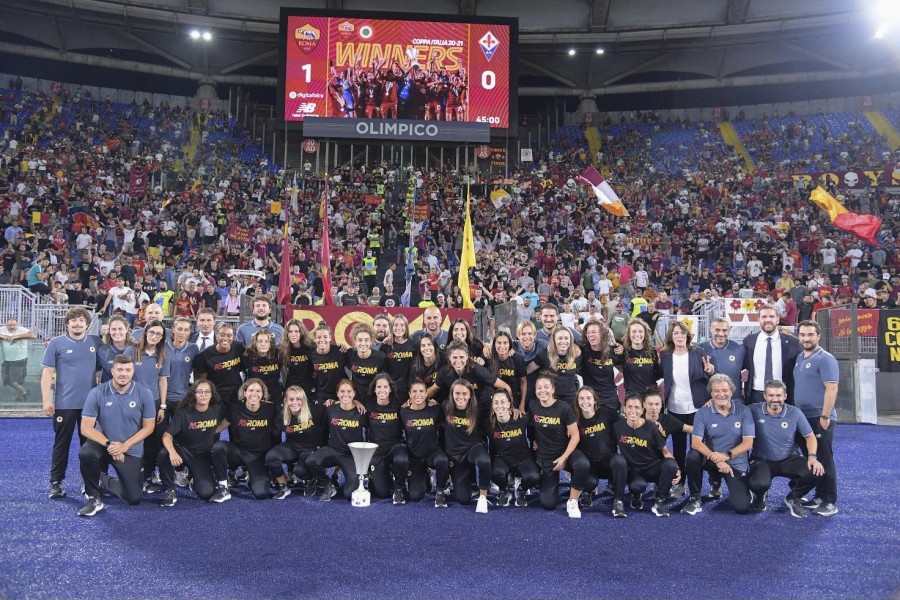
742;306;802;404
190;309;217;351
102;277;136;325
820;242;837;267
1;318;36;398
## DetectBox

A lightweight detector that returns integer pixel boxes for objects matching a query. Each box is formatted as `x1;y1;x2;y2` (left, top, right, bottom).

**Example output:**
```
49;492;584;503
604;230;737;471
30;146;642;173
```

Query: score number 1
301;64;312;83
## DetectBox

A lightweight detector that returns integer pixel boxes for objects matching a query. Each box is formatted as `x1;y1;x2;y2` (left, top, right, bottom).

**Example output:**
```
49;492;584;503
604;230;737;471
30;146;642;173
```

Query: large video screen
280;10;515;129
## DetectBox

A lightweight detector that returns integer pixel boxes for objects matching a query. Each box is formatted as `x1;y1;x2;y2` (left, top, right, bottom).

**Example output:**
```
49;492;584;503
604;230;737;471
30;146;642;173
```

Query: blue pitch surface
0;418;898;599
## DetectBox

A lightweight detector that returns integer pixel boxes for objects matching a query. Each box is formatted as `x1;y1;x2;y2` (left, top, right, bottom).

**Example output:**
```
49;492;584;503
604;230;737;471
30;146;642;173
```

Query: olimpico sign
302;117;491;142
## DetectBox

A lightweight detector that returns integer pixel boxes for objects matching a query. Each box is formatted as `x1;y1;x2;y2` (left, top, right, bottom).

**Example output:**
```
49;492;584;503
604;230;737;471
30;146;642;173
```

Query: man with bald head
411;306;449;350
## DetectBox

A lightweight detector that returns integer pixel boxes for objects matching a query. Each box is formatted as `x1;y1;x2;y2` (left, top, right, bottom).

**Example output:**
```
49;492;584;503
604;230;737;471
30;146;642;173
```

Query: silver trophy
348;442;379;507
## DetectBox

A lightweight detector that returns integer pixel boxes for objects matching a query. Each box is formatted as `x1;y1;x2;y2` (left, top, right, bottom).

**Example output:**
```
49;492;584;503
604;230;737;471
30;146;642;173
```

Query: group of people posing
40;297;839;520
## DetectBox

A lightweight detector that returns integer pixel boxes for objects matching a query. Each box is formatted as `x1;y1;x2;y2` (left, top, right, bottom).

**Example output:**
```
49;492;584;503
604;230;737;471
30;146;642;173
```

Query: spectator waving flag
400;186;416;307
459;183;476;309
809;186;882;246
577;166;629;217
319;181;335;306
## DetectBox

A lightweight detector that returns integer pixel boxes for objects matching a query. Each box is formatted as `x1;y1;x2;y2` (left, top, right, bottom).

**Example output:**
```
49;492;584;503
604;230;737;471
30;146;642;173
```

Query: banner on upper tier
791;163;900;189
285;305;472;347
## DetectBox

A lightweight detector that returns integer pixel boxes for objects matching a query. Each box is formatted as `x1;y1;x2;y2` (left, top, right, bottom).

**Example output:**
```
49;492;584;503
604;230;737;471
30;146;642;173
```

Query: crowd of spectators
2;82;899;338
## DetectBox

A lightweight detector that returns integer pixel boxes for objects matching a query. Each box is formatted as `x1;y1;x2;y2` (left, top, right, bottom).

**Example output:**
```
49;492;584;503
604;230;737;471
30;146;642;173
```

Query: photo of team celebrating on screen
328;54;467;121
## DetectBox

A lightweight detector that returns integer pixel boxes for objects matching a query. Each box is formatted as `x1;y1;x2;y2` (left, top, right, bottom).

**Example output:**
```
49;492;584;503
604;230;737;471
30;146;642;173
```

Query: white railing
0;285;37;330
0;285;99;340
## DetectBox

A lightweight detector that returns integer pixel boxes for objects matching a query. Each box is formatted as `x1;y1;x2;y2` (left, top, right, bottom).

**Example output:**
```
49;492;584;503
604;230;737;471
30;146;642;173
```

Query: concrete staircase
717;121;756;172
864;111;900;151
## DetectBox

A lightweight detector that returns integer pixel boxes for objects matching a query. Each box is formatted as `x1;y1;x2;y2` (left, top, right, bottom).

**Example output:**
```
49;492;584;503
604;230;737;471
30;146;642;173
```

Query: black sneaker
49;481;67;499
751;491;768;512
598;485;614;498
709;480;723;499
579;491;594;508
651;500;670;517
629;493;643;510
669;483;685;499
174;470;190;488
78;496;105;517
161;489;177;507
800;497;822;510
514;487;527;507
273;484;291;500
784;496;807;518
227;471;239;488
393;488;406;505
814;502;838;517
680;496;703;516
236;469;249;484
496;489;510;507
612;499;627;518
143;479;163;494
304;479;317;497
435;490;448;508
210;485;231;503
319;482;337;502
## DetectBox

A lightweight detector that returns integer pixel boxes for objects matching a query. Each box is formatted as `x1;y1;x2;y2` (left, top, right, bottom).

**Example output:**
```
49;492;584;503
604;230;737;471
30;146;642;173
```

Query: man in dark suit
189;308;217;351
742;306;801;404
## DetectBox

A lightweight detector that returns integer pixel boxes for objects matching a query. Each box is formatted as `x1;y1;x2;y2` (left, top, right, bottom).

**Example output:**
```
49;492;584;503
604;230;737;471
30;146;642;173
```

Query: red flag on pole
320;181;335;306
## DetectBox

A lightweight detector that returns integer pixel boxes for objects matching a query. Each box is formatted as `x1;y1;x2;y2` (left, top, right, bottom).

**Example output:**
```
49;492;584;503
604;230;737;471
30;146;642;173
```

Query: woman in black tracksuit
307;379;368;502
397;380;450;507
488;389;538;508
265;385;327;500
365;373;408;503
443;379;492;513
212;378;276;500
529;372;587;518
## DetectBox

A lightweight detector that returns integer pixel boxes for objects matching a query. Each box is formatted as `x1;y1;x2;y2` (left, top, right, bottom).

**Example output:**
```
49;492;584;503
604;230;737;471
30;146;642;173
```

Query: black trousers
449;444;492;505
158;445;225;501
585;453;628;500
668;412;695;473
142;404;175;480
686;450;752;514
307;446;359;500
264;444;315;482
395;449;449;502
626;458;678;500
491;456;540;491
211;441;270;500
797;418;837;504
50;409;85;483
536;450;590;511
79;441;143;505
749;455;818;501
369;445;409;498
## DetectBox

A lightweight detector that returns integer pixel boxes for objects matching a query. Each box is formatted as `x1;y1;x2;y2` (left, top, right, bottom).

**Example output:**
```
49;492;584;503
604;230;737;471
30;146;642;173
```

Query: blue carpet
0;419;898;599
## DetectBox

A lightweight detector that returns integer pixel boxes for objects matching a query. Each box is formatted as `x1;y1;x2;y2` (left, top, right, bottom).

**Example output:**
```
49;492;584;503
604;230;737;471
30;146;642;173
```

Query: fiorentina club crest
295;24;321;55
479;31;499;61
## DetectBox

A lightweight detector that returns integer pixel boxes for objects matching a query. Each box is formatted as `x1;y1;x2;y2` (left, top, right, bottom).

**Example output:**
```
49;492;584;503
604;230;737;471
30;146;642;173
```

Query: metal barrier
0;285;37;331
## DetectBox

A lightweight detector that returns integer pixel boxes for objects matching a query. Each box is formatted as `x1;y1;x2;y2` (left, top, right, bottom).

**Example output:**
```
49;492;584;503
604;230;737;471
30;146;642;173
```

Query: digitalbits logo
479;31;499;61
359;25;374;40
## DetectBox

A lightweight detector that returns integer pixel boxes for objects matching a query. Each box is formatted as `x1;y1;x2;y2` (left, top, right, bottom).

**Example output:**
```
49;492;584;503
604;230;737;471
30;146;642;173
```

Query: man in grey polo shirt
681;374;755;516
78;354;156;516
792;320;840;517
748;379;824;517
699;318;746;403
41;307;100;500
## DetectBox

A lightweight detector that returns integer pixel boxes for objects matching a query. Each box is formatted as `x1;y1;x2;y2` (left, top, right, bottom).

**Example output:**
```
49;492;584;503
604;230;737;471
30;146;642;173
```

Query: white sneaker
489;482;500;495
567;498;582;519
475;495;489;514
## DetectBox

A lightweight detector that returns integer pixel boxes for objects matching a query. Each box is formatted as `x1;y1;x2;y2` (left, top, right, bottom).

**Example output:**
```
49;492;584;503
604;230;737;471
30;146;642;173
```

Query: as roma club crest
295;24;321;55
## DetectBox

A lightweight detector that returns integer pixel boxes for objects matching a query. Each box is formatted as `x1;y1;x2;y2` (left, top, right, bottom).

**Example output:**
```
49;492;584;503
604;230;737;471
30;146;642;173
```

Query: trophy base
351;489;371;507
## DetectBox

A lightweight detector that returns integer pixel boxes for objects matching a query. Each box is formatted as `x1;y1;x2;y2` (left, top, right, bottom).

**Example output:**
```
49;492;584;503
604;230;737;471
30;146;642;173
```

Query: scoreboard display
279;9;517;131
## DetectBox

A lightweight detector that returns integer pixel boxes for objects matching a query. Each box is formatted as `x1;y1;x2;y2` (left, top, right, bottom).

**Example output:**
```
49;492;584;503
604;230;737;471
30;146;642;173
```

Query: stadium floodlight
596;48;605;55
568;48;576;56
873;23;889;38
189;29;201;39
202;31;212;41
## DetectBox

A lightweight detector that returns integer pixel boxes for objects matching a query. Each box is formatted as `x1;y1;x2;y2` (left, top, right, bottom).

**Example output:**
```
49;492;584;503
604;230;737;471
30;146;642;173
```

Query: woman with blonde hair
534;326;582;405
264;386;326;499
614;318;662;396
96;314;134;383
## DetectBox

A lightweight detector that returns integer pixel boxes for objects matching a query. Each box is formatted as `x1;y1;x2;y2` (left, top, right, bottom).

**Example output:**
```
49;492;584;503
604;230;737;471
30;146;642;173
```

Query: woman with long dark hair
410;332;442;388
384;314;417;402
442;379;492;513
487;331;527;412
428;341;512;420
241;329;283;409
488;389;538;508
159;380;228;506
365;373;408;503
279;319;315;403
396;380;450;507
579;320;621;412
614;319;663;396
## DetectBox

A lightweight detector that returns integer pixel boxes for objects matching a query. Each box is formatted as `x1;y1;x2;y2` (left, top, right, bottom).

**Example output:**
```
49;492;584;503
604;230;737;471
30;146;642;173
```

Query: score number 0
301;64;492;88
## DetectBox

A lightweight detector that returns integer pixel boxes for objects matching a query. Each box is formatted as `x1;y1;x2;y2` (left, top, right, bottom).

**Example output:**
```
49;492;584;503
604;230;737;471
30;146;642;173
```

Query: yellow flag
459;183;476;309
809;186;848;222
